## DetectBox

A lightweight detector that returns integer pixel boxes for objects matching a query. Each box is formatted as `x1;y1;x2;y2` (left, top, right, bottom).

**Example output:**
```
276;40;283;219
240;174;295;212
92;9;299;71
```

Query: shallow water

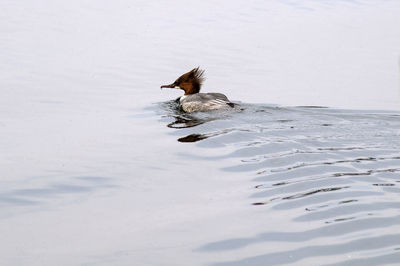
1;0;400;265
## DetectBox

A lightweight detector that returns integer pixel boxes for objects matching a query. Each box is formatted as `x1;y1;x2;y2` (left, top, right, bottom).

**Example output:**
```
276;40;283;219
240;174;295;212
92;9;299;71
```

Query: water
1;0;400;265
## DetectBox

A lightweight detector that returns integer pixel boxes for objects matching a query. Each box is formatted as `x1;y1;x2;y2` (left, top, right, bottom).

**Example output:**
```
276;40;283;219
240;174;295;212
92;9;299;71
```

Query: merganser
161;67;235;112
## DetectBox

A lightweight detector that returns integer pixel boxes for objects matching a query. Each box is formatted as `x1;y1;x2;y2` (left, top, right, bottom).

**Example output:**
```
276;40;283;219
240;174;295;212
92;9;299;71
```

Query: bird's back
180;93;234;112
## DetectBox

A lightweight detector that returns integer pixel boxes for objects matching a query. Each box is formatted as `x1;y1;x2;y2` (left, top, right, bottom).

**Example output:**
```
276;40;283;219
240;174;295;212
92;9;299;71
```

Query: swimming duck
161;67;235;112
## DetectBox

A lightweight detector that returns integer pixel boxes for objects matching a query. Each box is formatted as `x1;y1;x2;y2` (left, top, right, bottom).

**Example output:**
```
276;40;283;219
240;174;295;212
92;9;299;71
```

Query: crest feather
191;67;205;86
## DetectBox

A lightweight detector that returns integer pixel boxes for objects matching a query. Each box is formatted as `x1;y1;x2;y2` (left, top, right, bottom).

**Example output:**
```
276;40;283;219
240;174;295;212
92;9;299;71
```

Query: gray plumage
180;93;234;112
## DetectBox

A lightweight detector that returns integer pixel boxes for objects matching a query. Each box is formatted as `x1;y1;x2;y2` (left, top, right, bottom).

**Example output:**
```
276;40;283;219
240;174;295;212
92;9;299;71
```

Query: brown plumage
161;67;205;95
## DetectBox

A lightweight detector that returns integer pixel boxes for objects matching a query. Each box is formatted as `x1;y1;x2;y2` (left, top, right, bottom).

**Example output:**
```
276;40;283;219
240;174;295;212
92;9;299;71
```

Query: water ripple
160;102;400;265
210;233;400;266
0;175;116;217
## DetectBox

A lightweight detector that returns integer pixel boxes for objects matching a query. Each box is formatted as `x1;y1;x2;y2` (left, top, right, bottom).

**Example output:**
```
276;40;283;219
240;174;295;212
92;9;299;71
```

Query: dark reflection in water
167;116;212;129
159;101;400;265
178;133;209;143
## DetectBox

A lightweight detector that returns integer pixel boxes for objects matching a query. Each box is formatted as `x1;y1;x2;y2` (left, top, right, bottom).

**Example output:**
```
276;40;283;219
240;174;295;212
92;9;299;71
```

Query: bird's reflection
160;99;238;143
167;115;217;129
177;133;209;143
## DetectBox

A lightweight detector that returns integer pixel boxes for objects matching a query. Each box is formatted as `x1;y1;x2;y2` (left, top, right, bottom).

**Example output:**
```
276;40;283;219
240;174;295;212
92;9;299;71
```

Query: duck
161;67;235;112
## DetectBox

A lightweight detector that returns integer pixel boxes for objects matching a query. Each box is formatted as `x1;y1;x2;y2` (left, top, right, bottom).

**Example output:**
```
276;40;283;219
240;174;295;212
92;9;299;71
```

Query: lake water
1;0;400;265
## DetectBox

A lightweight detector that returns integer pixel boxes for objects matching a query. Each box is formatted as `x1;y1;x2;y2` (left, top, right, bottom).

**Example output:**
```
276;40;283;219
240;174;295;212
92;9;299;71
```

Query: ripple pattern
162;102;400;265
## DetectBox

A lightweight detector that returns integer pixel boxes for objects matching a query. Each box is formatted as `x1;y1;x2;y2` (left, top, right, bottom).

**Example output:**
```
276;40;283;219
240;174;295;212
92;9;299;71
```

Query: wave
160;101;400;265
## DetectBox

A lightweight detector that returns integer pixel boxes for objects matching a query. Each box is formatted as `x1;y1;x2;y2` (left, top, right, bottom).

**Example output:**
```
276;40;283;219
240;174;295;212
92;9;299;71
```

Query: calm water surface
1;0;400;265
